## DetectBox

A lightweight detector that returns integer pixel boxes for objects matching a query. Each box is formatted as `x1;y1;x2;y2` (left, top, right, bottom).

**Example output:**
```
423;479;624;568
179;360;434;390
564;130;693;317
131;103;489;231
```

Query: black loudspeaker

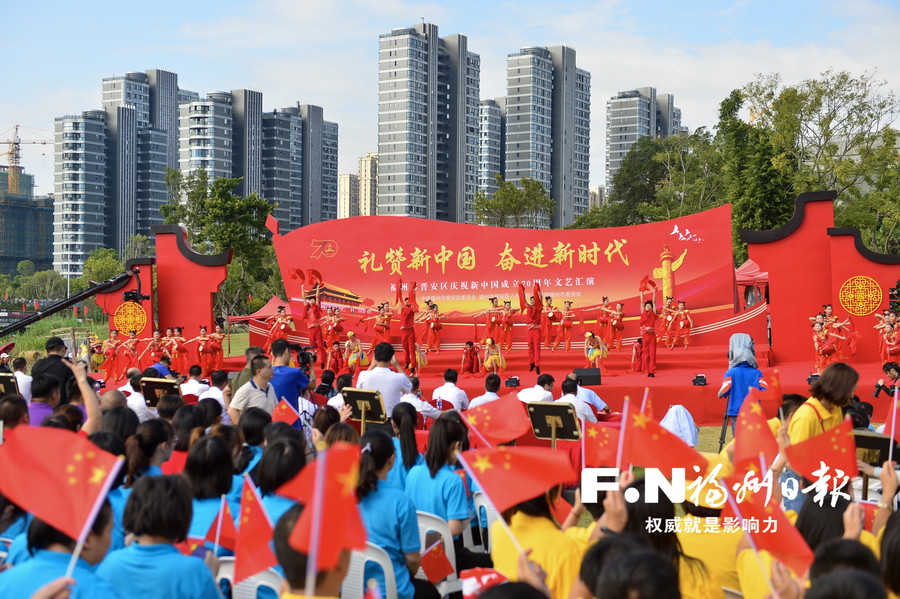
574;368;602;386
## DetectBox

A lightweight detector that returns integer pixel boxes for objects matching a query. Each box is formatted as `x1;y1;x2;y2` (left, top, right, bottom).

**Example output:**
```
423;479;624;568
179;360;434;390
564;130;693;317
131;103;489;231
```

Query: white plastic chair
341;542;399;599
722;587;743;598
415;511;463;596
216;555;284;599
473;491;501;553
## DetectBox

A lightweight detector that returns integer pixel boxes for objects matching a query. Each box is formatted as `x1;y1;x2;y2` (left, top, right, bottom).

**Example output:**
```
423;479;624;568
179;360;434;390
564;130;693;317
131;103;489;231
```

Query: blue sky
3;0;899;195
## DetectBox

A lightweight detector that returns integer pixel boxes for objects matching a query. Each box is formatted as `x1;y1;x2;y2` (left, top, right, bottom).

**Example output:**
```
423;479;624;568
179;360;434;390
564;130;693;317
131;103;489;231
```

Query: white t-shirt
13;371;32;402
517;385;553;403
555;394;597;423
432;382;469;411
469;391;500;410
181;378;210;397
126;391;158;423
356;367;412;415
198;386;230;425
576;385;607;412
400;392;442;419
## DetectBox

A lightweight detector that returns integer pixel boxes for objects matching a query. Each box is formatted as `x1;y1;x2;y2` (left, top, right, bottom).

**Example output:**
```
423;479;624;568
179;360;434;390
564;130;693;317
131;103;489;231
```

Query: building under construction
0;165;53;276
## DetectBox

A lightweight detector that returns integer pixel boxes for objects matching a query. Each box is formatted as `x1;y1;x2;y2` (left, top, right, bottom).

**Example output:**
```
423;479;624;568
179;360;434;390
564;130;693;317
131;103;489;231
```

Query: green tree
473;175;556;228
122;234;153;262
162;168;210;247
716;89;795;263
21;270;67;299
17;260;35;277
81;248;123;286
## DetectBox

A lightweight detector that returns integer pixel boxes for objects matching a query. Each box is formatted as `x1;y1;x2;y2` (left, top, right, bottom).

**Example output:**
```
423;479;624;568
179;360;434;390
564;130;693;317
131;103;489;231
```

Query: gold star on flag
336;465;359;498
89;467;106;485
632;412;650;429
467;414;478;425
751;403;763;415
588;428;598;438
473;454;494;474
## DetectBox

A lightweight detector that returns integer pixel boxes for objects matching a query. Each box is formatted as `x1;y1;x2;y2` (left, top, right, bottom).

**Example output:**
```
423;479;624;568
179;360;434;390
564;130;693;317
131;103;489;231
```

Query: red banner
273;207;734;321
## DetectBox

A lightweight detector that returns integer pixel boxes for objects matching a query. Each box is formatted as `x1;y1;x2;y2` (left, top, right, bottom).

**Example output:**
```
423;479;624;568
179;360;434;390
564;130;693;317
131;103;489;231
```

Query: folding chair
341;542;399;599
415;511;463;596
216;555;284;599
473;491;501;553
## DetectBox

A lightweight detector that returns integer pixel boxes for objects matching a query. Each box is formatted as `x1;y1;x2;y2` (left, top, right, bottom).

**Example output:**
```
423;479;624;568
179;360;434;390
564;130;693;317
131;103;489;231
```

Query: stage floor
223;343;891;427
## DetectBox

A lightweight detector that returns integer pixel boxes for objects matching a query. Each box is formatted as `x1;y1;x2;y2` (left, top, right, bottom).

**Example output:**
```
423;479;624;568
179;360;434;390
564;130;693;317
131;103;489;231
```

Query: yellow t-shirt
679;559;726;599
563;521;598;551
491;512;583;599
787;397;842;446
736;548;776;599
677;514;742;590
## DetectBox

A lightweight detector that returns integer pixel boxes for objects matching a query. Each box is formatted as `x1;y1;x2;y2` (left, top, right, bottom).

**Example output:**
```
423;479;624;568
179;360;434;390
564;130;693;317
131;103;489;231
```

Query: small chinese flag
757;368;780;409
34;300;39;310
73;306;78;317
203;496;237;552
84;306;88;316
734;389;779;473
639;390;655;420
461;446;577;513
551;494;573;524
583;421;620;467
785;419;859;482
278;443;367;569
724;476;814;576
464;394;531;447
248;294;253;302
421;540;455;583
234;477;277;584
272;398;300;426
0;427;122;541
3;293;7;300
460;568;507;599
174;537;207;557
620;410;706;473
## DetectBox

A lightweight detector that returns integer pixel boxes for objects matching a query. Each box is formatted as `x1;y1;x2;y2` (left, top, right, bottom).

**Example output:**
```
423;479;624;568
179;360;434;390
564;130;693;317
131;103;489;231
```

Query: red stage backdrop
268;206;757;349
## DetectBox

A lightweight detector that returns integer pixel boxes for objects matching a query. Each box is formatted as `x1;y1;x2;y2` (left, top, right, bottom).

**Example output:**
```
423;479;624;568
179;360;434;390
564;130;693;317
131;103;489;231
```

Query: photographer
874;362;899;399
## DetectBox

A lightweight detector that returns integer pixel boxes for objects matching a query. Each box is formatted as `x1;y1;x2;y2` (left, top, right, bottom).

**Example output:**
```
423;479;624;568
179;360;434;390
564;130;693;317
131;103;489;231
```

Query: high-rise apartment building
377;23;480;223
478;98;505;199
145;69;179;170
0;167;53;276
338;173;360;219
53;110;107;277
358;152;378;216
136;127;169;239
505;46;590;228
606;87;685;189
179;92;233;181
297;104;339;226
262;107;303;231
231;89;263;197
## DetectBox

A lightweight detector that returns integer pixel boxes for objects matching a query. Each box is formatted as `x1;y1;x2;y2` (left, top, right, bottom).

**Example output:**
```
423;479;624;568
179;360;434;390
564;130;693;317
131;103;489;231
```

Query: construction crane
1;125;52;195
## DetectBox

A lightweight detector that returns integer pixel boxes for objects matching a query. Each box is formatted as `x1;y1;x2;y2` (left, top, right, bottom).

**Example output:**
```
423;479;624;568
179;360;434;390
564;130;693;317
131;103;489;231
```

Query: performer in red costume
398;281;419;372
169;327;189;375
476;298;503;343
501;300;516;352
813;321;845;374
666;300;694;350
208;324;225;371
425;303;444;352
657;296;676;342
639;285;661;377
138;330;170;370
605;302;626;351
325;340;345;374
303;285;327;366
552;301;577;351
883;323;900;359
264;306;293;355
518;282;543;374
630;338;644;373
542;296;559;349
460;340;481;376
103;329;122;382
362;304;393;354
187;326;215;375
119;330;140;377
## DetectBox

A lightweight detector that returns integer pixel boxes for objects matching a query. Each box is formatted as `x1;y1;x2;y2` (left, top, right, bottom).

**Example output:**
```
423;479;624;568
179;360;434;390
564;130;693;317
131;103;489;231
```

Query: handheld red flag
550;494;572;525
272;398;300;426
461;568;507;599
583;421;620;467
460;446;577;513
203;496;237;552
724;479;814;576
174;537;207;557
733;389;779;473
620;410;706;473
277;443;367;569
464;395;531;446
785;419;858;482
421;540;455;583
0;427;122;541
234;477;277;584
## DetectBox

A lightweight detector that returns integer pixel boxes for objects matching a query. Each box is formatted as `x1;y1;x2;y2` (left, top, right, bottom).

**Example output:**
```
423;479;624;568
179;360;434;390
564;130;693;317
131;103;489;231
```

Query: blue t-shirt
386;437;424;490
97;542;219;599
261;493;296;525
151;362;173;377
270;366;310;411
721;362;766;416
189;497;234;557
359;479;421;599
405;463;470;526
5;532;29;565
107;486;130;553
0;513;31;549
0;549;123;598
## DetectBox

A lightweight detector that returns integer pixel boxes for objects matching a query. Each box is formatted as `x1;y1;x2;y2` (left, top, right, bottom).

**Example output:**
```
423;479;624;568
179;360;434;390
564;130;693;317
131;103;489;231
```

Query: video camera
289;344;317;372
